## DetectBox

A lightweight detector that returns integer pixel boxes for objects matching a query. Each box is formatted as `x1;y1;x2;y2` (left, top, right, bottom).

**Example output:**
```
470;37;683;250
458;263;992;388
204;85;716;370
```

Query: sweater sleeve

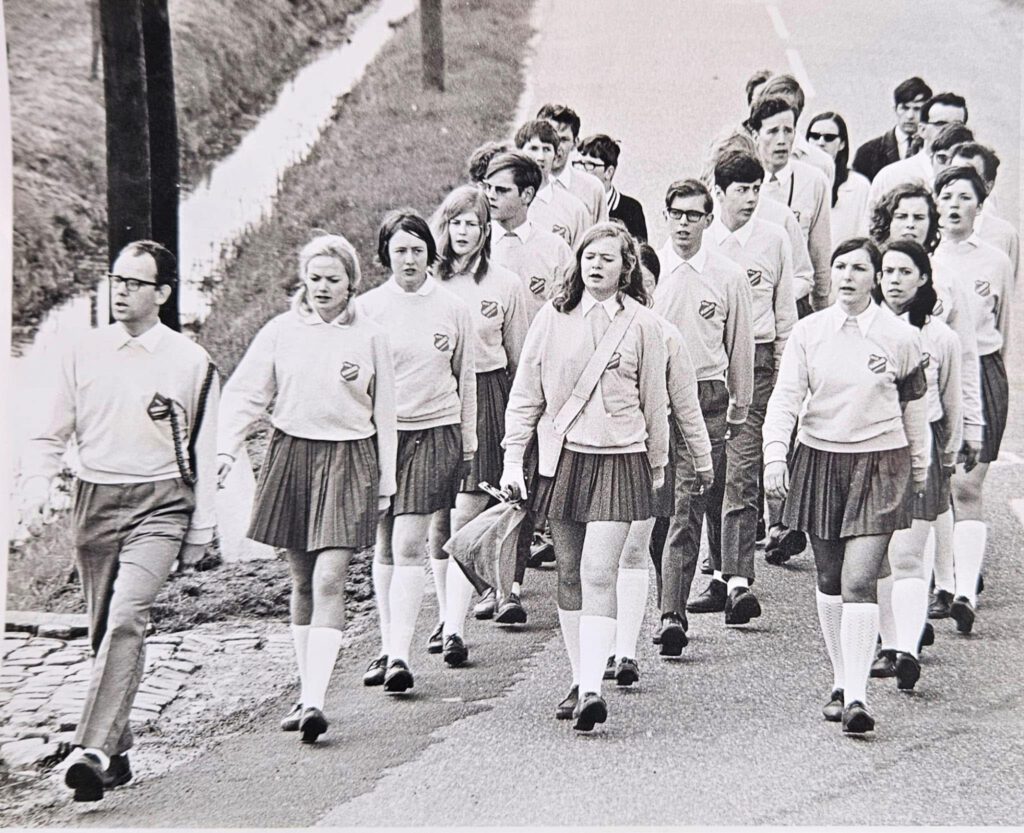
788;214;814;301
184;365;220;545
452;304;478;459
899;334;930;479
945;282;984;444
665;328;713;471
772;235;798;373
217;319;280;461
371;330;398;498
997;255;1013;358
637;317;670;471
502;277;530;379
762;324;808;464
808;179;833;311
724;273;755;423
20;342;77;489
936;329;964;468
502;307;550;470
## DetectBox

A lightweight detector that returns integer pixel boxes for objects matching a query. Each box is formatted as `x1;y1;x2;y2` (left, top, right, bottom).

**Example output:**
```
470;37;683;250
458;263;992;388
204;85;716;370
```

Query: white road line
1010;498;1024;528
766;5;790;40
785;48;815;99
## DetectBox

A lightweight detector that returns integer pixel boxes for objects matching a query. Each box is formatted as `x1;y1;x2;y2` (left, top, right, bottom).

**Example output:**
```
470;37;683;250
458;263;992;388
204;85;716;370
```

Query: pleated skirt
914;420;952;522
979;351;1008;463
463;368;511;493
248;430;378;551
782;443;912;539
532;450;654;523
392;424;462;516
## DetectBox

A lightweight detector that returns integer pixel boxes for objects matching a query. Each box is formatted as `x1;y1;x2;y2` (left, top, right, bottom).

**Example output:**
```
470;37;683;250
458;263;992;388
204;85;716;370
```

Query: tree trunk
420;0;444;92
141;0;180;330
99;0;151;265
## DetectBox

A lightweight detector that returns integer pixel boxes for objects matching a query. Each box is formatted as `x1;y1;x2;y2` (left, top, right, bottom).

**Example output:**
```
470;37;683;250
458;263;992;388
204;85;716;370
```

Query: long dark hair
871;239;937;328
553;222;649;313
807;111;850;207
869;184;941;254
431;185;491;283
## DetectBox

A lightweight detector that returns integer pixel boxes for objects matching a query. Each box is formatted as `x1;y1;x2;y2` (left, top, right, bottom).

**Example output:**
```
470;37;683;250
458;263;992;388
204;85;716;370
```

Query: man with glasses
652;179;754;653
537;103;609;226
852;77;933;182
870;92;969;207
576;133;648;241
18;240;219;802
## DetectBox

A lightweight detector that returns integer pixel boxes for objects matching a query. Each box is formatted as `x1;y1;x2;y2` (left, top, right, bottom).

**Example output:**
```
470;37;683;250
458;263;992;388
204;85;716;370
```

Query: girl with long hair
806;111;871;246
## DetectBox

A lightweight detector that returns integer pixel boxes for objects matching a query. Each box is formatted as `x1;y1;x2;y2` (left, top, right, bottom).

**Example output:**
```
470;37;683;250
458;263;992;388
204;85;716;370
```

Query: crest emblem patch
699;300;716;320
481;299;499;319
340;362;360;382
529;276;546;296
434;333;450;351
975;280;991;297
747;269;763;287
868;354;887;374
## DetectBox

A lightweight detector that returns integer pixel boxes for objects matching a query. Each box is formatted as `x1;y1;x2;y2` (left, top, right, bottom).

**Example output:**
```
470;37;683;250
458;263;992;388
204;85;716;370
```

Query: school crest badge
868;354;887;374
747;269;763;287
975;279;991;297
481;299;499;319
933;299;944;316
699;300;716;320
921;352;931;369
434;333;451;351
529;276;546;296
606;352;621;371
340;362;360;382
551;223;570;243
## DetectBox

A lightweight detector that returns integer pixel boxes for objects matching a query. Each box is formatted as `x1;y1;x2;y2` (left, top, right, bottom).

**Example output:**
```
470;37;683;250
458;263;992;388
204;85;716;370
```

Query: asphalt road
32;0;1024;826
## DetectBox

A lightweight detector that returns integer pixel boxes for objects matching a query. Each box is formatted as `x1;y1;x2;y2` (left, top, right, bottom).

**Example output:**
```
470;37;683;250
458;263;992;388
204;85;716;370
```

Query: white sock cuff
726;575;749;592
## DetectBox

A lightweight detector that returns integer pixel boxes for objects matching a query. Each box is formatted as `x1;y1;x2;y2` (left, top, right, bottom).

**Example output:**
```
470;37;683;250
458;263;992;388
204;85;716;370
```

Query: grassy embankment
8;0;366;334
6;0;535;622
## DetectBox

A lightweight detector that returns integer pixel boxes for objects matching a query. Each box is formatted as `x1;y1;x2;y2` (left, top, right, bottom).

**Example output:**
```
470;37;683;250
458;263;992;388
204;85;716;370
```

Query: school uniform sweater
503;293;669;471
831;171;871;248
490;220;574;322
217;294;398;498
439;262;529;376
753;197;814;301
760;159;832;310
976;208;1020;289
763;303;929;479
652;242;755;423
933;234;1013;357
659;317;714;472
869;151;934;209
357;276;477;459
21;322;220;544
527;181;589;250
552;165;610;226
708;216;797;371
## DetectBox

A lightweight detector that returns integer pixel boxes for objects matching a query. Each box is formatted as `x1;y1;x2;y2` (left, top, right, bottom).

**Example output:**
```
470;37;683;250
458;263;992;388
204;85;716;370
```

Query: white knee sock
876;575;896;650
372;561;394;656
302;627;344;710
841;603;879;706
615;568;649;661
429;557;448;622
388;565;425;665
922;528;936;588
557;608;581;686
953;520;987;605
579;615;616;695
932;510;955;593
290;623;310;699
893;577;927;656
815;590;844;690
444;559;475;639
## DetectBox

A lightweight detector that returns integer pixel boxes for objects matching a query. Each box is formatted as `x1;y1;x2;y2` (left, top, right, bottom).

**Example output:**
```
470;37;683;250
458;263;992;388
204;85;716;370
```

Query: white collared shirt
659;241;709;276
113;320;165;352
491;219;534;244
829;300;879;337
709;216;755;248
580;291;621;321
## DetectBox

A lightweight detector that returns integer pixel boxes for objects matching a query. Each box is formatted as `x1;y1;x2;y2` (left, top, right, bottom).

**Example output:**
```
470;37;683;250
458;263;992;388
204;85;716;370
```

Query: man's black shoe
687;579;727;614
723;586;762;625
65;752;132;802
658;613;688;656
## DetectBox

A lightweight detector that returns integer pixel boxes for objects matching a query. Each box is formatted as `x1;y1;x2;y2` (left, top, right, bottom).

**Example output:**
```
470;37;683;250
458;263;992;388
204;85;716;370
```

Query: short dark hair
467;141;509;184
514;119;560;150
536;103;581;139
120;240;177;286
713;150;764;192
748;95;797;132
485;151;543;197
831;237;882;274
745;69;773;105
639;243;661;282
922;92;968;124
376;209;437;269
893;76;932;106
873;239;938;328
755;74;805;118
870;184;941;254
931;123;974;155
577;134;620;168
665;178;713;214
951;141;1000;184
934;165;988;205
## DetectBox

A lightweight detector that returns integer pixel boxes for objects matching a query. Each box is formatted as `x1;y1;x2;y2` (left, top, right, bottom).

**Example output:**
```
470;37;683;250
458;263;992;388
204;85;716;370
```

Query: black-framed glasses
666;208;707;223
573;160;606;172
107;273;160;292
807;131;840;143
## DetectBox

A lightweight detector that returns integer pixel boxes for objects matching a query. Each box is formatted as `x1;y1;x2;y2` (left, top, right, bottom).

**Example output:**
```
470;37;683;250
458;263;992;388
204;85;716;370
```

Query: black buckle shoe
687;580;727;614
383;659;414;693
657;613;688;657
894;651;921;691
362;654;388;687
573;692;608;731
280;701;303;731
602;655;616;681
426;621;444;654
822;688;844;722
494;593;528;625
556;685;579;720
442;634;468;667
299;706;328;744
870;648;897;678
615;657;640;687
724;586;762;625
842;700;875;735
950;596;976;634
65;752;132;802
928;589;953;619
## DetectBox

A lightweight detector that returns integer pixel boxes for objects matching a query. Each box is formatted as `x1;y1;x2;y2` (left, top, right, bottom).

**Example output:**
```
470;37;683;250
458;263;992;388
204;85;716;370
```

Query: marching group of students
18;69;1015;800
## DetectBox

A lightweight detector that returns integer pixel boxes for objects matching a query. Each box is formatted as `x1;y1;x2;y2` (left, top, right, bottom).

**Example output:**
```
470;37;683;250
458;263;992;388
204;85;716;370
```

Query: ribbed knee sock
841;602;879;706
815;590;844;690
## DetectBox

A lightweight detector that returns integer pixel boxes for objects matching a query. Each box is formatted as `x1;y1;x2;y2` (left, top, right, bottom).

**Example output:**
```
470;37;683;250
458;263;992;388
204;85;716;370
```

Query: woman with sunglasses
427;185;529;666
806;112;870;249
217;234;397;744
871;239;962;691
763;237;928;735
501;222;669;732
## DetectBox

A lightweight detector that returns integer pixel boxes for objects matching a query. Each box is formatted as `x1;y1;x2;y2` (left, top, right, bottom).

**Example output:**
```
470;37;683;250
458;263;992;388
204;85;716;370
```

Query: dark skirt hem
532;450;653;523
